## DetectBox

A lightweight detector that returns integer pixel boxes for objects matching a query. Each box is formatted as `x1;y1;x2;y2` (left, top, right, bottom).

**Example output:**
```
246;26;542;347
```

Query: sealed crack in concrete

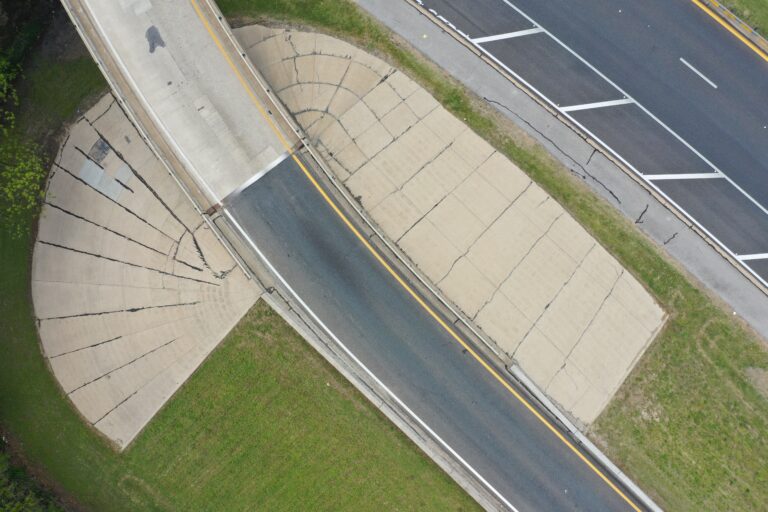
439;180;534;283
38;240;219;286
39;300;200;321
549;269;625;389
48;336;123;359
54;162;177;242
44;201;165;256
89;125;192;233
513;242;597;355
472;211;565;323
68;337;178;395
74;146;105;169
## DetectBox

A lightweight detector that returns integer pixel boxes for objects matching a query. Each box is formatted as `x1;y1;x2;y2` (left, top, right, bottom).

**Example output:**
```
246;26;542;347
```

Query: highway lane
224;154;641;511
425;0;768;203
505;0;768;204
419;0;768;283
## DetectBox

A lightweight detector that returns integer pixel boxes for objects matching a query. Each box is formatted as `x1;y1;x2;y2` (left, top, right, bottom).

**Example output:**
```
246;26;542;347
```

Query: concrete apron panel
235;25;666;425
32;95;260;450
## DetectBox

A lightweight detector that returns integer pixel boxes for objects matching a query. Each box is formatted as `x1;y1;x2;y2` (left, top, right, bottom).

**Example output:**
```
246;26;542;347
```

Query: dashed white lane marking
223;210;519;512
679;57;719;89
738;253;768;261
472;27;543;44
644;172;724;180
560;98;634;112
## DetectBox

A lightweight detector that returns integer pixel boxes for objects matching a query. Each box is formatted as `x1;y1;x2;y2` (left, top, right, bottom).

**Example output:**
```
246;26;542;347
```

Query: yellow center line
188;0;641;509
690;0;768;63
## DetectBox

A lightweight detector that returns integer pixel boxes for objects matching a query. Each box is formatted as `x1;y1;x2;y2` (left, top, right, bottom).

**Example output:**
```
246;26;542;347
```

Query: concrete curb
699;0;768;56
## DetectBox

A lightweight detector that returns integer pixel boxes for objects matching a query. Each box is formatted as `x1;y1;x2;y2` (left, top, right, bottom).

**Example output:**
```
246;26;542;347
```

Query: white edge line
560;98;634;112
222;209;519;512
644;172;724;180
738;253;768;261
679;57;719;89
471;27;543;44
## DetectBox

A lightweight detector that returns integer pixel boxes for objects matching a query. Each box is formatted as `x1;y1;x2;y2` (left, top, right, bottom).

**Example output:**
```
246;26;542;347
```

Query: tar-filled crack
190;228;235;279
38;240;219;287
484;97;622;205
48;336;123;359
74;146;104;169
39;301;199;321
70;337;178;397
471;210;564;322
45;201;164;256
663;232;678;245
87;95;117;125
635;204;649;224
88;125;191;233
439;180;534;284
83;124;233;282
54;162;176;242
513;243;598;359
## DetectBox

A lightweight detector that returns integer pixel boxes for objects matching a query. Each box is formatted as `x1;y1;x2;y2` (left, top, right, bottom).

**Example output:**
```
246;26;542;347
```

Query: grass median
0;13;478;512
219;1;768;510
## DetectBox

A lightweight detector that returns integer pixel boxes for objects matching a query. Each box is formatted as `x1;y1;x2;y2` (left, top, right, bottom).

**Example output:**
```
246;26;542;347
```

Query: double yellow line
188;0;642;509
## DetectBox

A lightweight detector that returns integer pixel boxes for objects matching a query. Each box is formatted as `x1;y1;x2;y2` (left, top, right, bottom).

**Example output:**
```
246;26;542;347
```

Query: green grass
0;18;478;512
216;1;768;510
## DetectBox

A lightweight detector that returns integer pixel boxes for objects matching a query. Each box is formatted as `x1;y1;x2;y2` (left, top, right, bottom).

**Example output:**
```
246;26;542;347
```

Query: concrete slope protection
417;0;768;288
32;94;258;449
225;154;638;512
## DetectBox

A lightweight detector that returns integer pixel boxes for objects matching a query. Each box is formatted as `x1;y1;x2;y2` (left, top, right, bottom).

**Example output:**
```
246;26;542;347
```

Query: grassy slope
0;17;477;512
217;1;768;510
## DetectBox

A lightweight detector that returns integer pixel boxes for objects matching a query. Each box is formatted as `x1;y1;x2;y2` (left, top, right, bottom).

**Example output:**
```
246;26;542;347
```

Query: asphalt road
420;0;768;282
224;155;641;511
